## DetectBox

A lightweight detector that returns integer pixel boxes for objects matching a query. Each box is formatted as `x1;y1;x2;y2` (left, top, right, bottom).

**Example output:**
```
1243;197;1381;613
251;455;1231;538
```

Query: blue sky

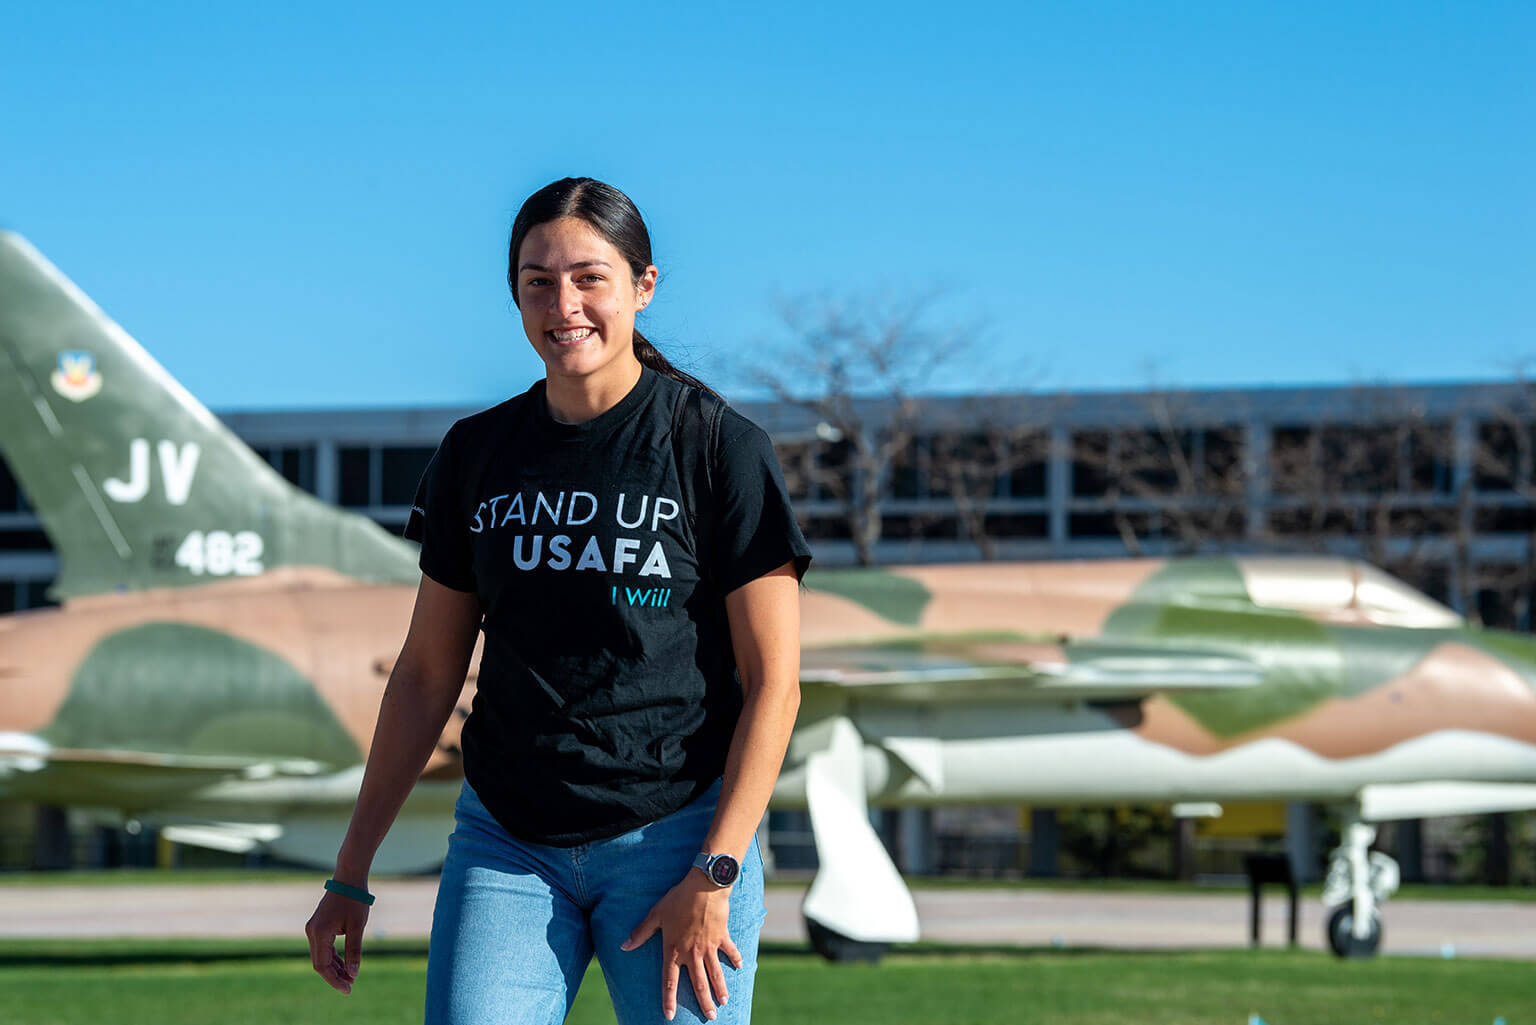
3;1;1531;410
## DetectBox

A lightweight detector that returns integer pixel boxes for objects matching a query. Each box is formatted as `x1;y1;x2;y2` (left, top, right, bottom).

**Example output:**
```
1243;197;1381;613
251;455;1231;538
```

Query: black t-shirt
404;366;812;846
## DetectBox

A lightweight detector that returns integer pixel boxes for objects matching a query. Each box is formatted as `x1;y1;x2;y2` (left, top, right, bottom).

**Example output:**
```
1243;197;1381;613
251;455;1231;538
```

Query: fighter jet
4;232;1536;960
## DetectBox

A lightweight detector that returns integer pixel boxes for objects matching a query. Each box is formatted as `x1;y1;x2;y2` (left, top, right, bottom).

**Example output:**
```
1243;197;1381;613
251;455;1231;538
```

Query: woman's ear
636;265;659;309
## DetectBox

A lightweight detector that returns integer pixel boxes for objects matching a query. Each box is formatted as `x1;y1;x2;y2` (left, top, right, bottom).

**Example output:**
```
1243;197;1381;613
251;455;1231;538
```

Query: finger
318;955;353;994
343;918;365;980
662;958;680;1021
306;918;334;973
706;949;730;1007
622;913;660;952
719;936;744;971
690;958;718;1021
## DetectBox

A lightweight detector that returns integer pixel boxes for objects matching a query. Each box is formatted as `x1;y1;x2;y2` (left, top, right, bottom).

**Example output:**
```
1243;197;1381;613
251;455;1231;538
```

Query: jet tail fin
0;232;419;599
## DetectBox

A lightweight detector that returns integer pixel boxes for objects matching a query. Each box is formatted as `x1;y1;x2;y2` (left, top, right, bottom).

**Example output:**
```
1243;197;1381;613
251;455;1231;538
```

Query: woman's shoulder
656;375;769;458
443;382;541;445
713;402;770;454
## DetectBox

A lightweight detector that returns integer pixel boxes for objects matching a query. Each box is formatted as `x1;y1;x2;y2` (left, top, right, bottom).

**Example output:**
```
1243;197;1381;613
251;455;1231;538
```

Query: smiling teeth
553;328;593;342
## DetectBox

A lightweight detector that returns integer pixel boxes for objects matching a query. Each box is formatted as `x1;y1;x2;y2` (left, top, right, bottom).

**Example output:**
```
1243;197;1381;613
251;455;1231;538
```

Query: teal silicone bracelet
324;878;376;906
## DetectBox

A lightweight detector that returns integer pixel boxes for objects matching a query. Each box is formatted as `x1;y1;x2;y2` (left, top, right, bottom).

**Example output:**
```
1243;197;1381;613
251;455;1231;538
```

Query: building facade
4;378;1534;627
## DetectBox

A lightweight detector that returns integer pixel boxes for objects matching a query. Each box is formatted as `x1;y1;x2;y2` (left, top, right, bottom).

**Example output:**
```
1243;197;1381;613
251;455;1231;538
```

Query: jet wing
1358;781;1536;822
800;640;1264;702
0;732;327;808
0;735;324;776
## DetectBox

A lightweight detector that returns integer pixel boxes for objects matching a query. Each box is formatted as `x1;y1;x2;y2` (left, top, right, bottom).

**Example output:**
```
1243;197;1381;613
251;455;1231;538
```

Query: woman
304;177;811;1024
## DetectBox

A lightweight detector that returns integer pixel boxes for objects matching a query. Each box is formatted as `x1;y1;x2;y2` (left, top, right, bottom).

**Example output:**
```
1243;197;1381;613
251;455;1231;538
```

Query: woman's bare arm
705;560;803;862
331;574;481;883
621;560;802;1020
305;573;481;994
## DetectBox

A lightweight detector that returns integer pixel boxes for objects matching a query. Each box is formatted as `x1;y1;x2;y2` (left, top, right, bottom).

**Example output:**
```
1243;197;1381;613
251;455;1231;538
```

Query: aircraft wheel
804;916;888;963
1326;904;1382;959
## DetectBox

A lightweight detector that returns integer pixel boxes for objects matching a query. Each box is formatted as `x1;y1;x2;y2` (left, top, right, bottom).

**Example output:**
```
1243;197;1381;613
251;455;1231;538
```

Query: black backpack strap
670;384;727;589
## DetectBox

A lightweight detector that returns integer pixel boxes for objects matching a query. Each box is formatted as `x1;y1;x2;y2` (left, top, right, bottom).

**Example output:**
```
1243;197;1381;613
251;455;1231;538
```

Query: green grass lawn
0;939;1528;1025
3;869;1533;904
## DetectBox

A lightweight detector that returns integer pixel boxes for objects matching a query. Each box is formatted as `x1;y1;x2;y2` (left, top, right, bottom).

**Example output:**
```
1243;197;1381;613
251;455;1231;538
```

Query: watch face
708;855;740;886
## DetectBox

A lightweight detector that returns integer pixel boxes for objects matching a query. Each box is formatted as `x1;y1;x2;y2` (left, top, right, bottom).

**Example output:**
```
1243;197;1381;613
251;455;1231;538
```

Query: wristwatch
692;851;740;887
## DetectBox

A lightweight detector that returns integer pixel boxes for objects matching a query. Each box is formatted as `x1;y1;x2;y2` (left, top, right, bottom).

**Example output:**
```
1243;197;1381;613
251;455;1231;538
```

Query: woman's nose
555;280;581;315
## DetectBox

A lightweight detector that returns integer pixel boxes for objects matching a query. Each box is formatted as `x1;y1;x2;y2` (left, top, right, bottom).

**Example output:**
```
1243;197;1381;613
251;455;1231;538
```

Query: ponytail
633;330;723;401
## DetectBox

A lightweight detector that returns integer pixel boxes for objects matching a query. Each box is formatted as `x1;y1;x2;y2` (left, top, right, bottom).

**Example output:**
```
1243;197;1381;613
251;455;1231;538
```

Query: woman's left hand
621;871;743;1021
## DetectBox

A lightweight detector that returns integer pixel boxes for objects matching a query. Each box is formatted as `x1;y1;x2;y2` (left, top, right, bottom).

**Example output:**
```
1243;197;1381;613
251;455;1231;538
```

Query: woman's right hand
305;888;370;994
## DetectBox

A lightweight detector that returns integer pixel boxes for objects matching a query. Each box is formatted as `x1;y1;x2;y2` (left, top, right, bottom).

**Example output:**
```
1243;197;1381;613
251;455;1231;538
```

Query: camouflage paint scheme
4;233;1536;952
790;558;1536;807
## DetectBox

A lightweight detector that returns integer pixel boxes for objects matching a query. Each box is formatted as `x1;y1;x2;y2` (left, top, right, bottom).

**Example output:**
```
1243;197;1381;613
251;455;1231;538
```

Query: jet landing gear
1321;818;1400;958
1325;904;1382;959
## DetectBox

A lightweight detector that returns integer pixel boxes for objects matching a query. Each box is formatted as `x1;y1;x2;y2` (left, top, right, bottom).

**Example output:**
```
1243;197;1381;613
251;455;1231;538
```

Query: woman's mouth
549;327;595;345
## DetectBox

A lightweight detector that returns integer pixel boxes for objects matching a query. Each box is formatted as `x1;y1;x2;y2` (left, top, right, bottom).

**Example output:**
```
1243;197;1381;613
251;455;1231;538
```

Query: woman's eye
580;274;603;284
525;276;551;287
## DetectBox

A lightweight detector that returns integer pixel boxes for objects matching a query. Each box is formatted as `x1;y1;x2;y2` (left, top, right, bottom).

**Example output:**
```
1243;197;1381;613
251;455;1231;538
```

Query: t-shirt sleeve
710;421;813;596
403;424;478;593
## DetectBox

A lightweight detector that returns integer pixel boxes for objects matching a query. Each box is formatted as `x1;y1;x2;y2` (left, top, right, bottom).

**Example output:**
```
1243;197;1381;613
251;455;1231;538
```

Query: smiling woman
304;177;813;1025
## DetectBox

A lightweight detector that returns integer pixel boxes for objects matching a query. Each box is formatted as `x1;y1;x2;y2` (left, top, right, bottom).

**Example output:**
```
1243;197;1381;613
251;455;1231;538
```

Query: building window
1269;505;1364;536
0;528;51;551
984;513;1048;538
0;455;20;513
1475;421;1534;492
815;439;854;502
1006;431;1048;498
929;431;1013;501
1069;426;1244;503
252;445;318;495
882;513;960;540
1403;422;1453;494
1275;421;1453;497
1473;566;1532;631
1269;425;1314;496
1068;512;1120;538
380;447;436;507
339;447;373;507
773;442;814;502
1200;427;1245;492
801;515;851;541
24;579;56;609
888;436;924;500
1071;431;1112;498
1475;506;1536;534
1385;505;1455;536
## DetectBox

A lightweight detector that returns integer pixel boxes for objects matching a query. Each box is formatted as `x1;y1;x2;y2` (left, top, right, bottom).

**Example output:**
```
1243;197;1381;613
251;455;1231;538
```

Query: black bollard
1243;853;1298;948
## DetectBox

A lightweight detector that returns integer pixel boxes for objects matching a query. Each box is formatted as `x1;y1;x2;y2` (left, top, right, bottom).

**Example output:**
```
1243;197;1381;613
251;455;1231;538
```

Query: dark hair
508;177;715;396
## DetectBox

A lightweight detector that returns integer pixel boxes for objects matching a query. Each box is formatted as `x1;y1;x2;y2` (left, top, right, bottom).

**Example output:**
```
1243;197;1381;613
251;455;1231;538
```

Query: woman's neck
544;358;644;425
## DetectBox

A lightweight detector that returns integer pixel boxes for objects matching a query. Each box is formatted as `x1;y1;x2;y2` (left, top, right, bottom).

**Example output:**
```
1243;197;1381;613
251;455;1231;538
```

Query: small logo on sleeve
51;351;103;402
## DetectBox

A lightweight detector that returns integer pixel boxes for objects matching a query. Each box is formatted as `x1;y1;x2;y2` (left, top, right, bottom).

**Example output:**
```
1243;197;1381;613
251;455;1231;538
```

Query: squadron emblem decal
51;351;103;402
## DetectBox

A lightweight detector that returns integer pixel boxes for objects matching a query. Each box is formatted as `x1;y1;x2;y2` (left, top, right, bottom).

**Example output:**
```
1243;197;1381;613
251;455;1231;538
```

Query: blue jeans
425;779;766;1025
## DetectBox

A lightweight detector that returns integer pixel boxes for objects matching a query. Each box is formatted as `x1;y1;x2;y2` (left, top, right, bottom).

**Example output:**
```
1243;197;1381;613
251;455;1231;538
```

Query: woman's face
515;216;656;386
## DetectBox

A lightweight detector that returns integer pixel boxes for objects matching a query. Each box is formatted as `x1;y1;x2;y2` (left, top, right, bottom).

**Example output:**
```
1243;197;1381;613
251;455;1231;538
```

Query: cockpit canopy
1235;558;1463;629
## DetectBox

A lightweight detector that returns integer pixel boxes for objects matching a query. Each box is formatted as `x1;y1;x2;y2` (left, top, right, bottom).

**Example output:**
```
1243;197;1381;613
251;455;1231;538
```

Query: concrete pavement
2;880;1531;958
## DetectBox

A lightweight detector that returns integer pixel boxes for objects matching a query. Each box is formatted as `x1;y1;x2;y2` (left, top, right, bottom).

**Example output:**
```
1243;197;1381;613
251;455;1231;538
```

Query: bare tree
740;291;978;565
1469;374;1536;630
1265;387;1472;611
926;418;1052;560
1074;383;1481;616
1069;391;1248;556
